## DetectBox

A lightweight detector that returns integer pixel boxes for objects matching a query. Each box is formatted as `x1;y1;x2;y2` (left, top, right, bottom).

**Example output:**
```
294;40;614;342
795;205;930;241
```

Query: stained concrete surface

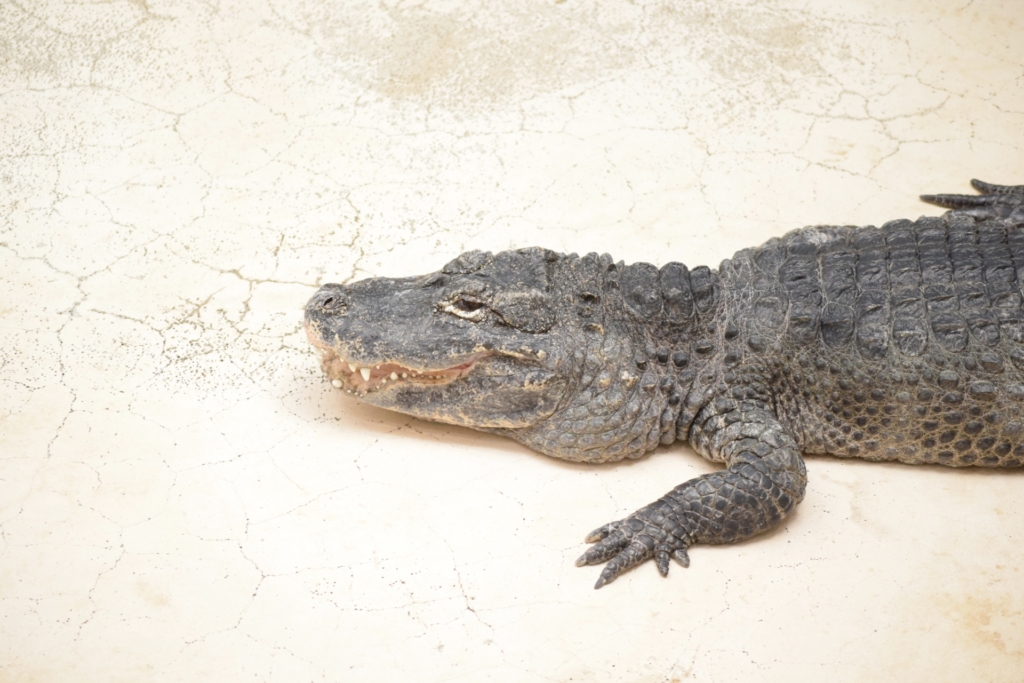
2;0;1023;681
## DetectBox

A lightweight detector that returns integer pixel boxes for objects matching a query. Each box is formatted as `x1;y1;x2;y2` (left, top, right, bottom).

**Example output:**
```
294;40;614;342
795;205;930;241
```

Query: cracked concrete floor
2;0;1023;681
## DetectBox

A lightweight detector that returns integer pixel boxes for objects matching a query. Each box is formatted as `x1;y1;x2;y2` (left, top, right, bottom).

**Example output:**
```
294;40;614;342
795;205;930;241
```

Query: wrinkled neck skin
493;255;724;464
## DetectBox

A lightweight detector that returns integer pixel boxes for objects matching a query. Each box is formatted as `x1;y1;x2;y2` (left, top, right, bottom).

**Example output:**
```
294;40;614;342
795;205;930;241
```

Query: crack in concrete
3;0;1023;680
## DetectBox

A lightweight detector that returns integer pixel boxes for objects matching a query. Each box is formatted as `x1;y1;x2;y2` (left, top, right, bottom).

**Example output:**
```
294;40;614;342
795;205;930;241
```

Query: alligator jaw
315;345;491;396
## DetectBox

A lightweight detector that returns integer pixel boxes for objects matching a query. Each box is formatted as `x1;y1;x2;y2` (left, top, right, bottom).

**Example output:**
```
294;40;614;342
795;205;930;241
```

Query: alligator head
305;247;699;462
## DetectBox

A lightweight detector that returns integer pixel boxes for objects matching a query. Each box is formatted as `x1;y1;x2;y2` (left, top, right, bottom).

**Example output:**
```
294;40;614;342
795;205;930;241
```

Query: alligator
304;179;1024;589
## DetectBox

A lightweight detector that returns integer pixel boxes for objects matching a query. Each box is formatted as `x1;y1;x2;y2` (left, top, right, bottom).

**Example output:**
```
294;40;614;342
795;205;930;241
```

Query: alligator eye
454;298;483;312
441;295;488;321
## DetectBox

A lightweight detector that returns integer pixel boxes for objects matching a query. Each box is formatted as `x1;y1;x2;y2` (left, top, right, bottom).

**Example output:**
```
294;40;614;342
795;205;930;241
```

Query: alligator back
719;212;1024;467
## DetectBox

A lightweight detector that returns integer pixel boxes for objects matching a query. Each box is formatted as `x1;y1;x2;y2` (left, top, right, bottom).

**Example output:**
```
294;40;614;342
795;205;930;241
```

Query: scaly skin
304;179;1024;588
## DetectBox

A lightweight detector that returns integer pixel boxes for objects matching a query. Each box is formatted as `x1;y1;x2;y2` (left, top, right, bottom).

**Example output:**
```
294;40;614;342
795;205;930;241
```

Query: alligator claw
582;522;619;544
654;547;671;576
577;511;691;588
971;178;1024;195
574;536;625;567
921;178;1024;221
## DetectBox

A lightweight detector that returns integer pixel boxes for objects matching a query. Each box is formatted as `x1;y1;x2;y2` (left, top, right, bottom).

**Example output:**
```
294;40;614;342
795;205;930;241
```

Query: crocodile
304;179;1024;589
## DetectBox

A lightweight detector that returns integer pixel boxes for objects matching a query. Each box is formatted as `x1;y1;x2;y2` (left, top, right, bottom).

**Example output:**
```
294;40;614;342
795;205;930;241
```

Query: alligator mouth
315;346;490;396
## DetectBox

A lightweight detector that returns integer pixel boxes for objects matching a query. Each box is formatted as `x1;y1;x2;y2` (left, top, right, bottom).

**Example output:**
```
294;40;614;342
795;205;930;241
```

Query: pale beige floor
2;1;1023;681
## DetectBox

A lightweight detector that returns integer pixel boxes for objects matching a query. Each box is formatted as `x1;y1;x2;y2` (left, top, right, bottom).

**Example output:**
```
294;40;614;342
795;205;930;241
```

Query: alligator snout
307;283;349;316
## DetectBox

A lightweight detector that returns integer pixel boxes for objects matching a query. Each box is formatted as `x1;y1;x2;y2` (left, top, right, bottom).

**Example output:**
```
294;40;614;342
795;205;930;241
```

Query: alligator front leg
576;400;807;588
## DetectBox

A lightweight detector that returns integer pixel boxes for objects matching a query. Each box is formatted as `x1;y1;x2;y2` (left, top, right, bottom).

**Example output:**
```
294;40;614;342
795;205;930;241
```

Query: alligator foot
576;506;693;589
921;178;1024;223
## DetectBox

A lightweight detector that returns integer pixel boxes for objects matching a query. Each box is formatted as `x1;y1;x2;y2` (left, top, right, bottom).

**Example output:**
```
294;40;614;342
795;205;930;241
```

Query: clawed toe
921;179;1024;220
971;179;1024;195
583;522;619;544
578;514;691;588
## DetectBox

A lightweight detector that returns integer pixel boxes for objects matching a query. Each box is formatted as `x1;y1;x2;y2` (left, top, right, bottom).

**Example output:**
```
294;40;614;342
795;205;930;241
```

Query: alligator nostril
320;293;348;313
308;284;349;316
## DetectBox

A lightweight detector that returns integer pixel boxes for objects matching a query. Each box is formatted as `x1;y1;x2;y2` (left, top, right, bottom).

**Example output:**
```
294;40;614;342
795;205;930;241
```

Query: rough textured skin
305;179;1024;588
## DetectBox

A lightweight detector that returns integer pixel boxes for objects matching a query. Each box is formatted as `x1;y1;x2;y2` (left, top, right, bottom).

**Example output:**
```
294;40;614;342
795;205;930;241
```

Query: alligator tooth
390;372;398;381
348;362;357;373
360;368;371;381
331;379;343;388
381;378;387;384
401;373;407;379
